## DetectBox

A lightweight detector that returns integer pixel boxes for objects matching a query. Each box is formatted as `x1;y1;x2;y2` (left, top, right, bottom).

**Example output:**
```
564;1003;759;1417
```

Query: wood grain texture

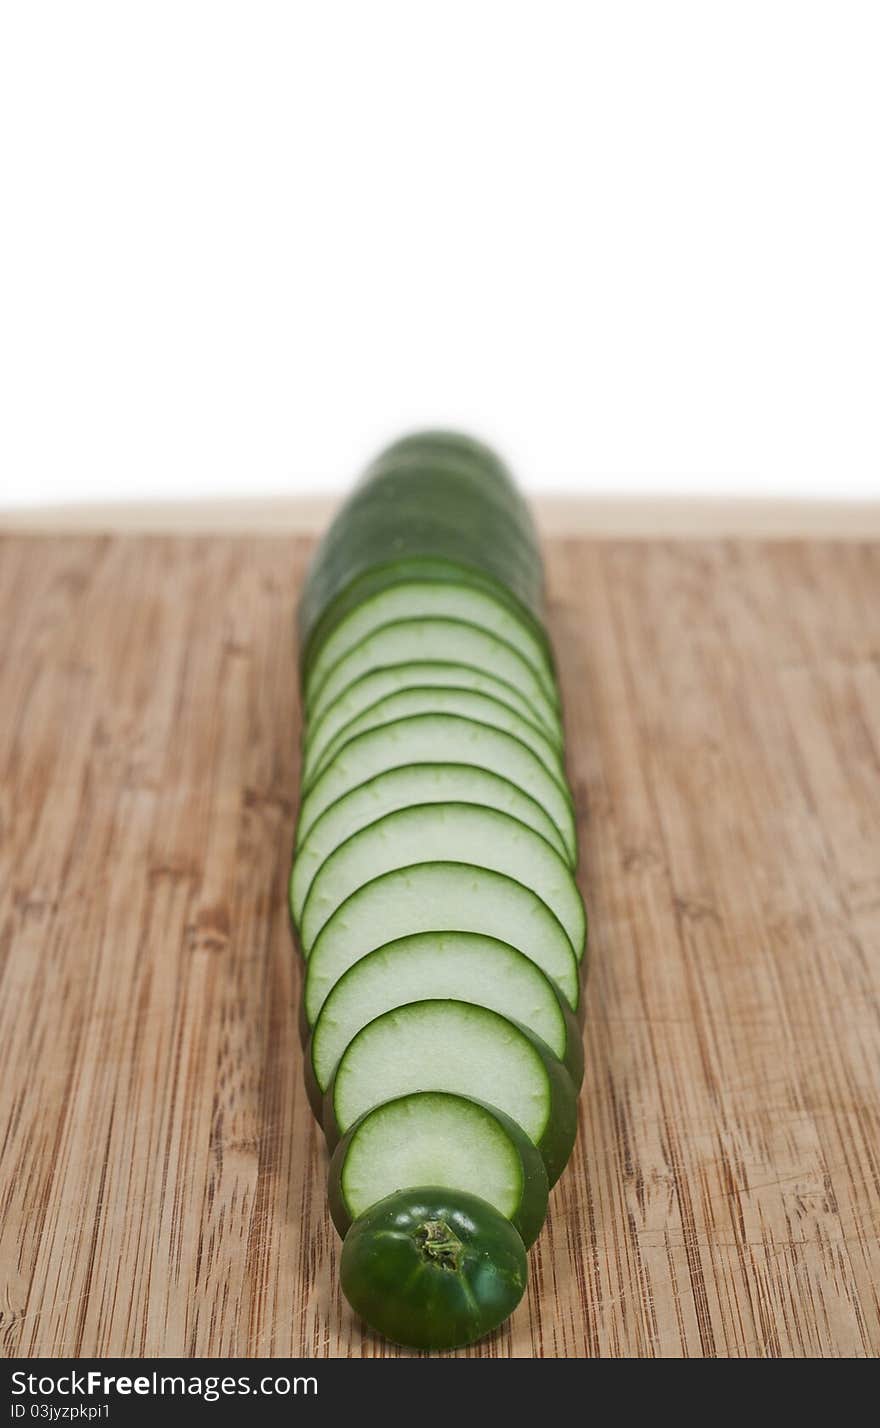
1;531;878;1358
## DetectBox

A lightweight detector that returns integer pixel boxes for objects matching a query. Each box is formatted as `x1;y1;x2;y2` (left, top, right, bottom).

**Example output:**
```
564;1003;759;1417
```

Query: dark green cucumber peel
339;1186;529;1352
299;433;548;669
301;498;544;631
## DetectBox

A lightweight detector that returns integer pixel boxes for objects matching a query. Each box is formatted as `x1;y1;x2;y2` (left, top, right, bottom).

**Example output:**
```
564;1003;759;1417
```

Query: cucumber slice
302;662;554;788
295;714;576;863
306;685;563;791
320;464;540;572
300;557;550;685
325;1000;578;1187
299;803;585;959
303;862;580;1027
308;618;561;737
298;431;548;659
327;1092;549;1247
290;763;568;922
302;496;544;635
305;581;554;711
308;932;584;1097
314;501;540;598
360;432;533;528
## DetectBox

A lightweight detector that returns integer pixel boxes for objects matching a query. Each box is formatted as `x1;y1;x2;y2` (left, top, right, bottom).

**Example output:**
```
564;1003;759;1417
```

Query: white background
1;1;878;506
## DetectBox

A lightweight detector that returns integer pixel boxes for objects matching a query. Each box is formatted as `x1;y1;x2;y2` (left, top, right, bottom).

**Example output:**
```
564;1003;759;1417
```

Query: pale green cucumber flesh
295;714;576;864
327;1091;549;1248
327;999;577;1187
308;931;584;1093
299;557;550;686
305;580;555;712
289;762;568;922
300;802;585;959
302;661;552;786
303;861;580;1026
309;618;561;738
307;684;563;792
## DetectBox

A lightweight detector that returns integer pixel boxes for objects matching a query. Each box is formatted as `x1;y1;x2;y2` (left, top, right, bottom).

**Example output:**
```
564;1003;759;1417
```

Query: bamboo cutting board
1;529;879;1358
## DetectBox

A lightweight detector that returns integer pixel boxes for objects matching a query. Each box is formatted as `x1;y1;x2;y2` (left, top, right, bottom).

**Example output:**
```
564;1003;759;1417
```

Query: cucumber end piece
339;1186;529;1351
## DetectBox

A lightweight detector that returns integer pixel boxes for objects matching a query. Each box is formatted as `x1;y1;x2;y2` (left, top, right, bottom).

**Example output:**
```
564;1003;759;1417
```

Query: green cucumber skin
299;432;548;665
323;1002;579;1188
327;1093;550;1248
339;1186;529;1352
301;503;544;645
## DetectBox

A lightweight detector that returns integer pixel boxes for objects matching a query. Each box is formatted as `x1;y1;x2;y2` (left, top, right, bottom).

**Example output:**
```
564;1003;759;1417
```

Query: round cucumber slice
302;494;544;633
290;762;568;922
359;432;532;524
302;663;556;788
327;1092;549;1248
308;931;584;1098
325;999;578;1187
299;557;550;685
303;861;580;1027
306;685;563;791
305;580;555;711
298;431;548;657
308;618;561;738
295;714;576;864
299;803;585;960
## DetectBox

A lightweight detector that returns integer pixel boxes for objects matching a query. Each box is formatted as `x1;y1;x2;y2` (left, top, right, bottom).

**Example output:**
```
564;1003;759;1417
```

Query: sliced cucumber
303;862;580;1027
299;803;585;959
300;557;549;687
359;432;533;528
295;714;576;863
302;663;554;788
308;618;561;737
290;762;568;922
318;469;540;576
327;1092;549;1247
298;431;548;666
301;495;544;639
306;685;563;791
325;1000;578;1186
308;932;584;1097
305;581;555;712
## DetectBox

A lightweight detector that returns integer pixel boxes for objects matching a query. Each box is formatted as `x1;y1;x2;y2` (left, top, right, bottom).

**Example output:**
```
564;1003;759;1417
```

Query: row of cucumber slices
290;432;587;1350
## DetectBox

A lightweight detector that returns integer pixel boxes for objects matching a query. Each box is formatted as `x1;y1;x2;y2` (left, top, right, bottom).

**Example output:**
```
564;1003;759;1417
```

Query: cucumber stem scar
418;1219;462;1271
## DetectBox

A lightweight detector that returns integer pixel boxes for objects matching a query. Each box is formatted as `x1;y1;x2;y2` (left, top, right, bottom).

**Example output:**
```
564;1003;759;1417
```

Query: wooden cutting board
1;529;879;1358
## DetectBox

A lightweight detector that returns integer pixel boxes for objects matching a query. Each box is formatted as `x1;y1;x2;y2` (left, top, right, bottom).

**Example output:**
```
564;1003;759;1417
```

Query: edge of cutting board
2;495;879;538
